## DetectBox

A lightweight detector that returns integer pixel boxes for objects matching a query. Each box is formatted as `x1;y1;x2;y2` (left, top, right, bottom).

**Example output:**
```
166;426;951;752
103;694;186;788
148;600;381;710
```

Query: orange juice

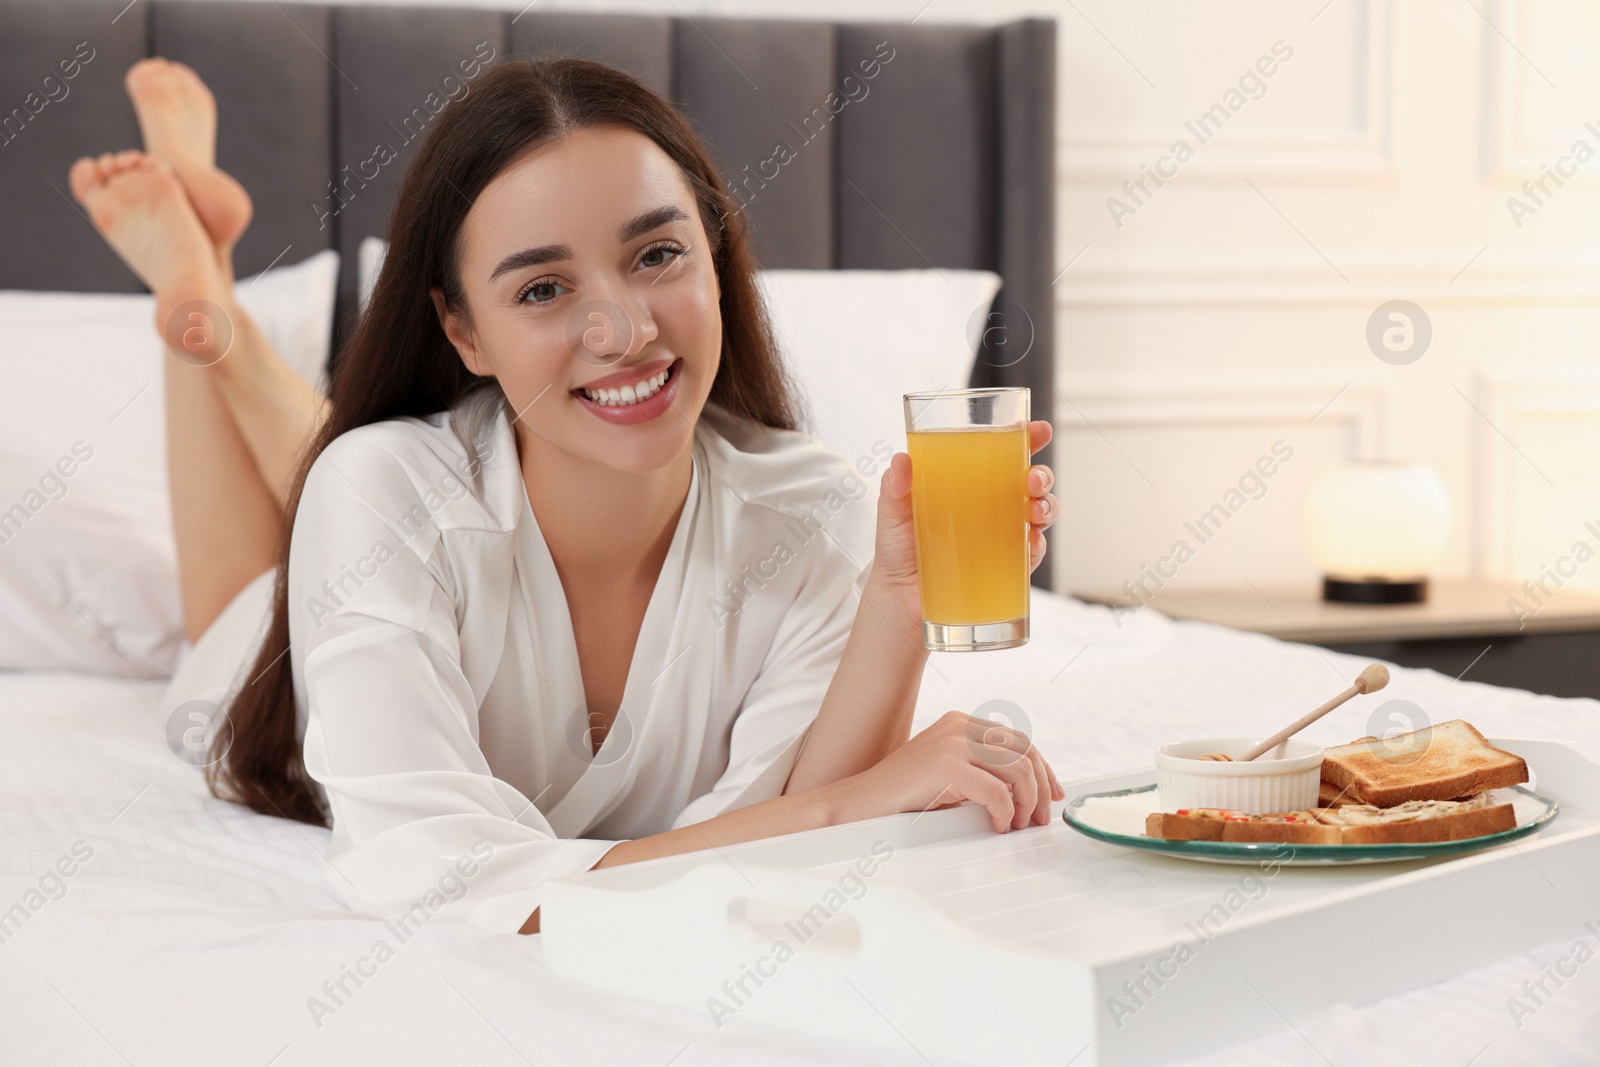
906;425;1030;626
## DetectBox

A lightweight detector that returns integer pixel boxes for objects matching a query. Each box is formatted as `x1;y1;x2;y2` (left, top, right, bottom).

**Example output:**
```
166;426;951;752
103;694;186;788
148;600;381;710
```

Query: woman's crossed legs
68;59;329;644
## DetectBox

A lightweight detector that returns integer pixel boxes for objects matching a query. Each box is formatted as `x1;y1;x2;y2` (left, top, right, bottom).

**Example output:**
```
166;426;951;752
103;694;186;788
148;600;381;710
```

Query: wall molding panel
1472;365;1600;585
1051;249;1600;307
1057;0;1394;184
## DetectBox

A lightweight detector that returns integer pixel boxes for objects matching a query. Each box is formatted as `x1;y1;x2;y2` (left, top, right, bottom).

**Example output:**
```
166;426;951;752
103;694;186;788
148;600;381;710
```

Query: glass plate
1062;782;1559;865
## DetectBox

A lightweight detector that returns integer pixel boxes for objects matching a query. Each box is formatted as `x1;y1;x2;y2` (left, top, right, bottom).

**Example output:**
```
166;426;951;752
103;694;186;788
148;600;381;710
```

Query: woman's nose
570;291;659;367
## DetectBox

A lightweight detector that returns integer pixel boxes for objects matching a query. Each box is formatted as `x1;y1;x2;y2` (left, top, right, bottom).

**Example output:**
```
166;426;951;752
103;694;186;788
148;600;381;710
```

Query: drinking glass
902;387;1031;652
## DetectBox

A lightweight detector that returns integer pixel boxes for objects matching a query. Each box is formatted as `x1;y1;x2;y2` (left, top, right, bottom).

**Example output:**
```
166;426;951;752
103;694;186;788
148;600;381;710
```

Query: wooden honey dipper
1203;664;1391;762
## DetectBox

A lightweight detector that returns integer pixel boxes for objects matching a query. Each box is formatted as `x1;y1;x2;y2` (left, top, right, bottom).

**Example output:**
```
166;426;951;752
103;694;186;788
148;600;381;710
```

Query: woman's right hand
827;711;1067;833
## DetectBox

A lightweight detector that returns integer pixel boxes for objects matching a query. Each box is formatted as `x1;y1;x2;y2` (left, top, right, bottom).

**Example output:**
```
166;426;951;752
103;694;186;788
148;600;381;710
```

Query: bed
5;599;1600;1065
2;2;1597;1065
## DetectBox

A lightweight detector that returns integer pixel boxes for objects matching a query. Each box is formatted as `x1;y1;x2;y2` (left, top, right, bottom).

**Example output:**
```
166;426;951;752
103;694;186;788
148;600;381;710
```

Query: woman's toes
123;56;164;94
126;56;216;154
77;156;219;299
68;156;102;202
164;59;206;87
123;56;242;251
125;58;204;107
81;161;169;234
101;150;152;178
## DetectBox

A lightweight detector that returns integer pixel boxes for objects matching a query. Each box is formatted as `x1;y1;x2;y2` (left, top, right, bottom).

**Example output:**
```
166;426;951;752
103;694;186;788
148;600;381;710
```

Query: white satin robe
242;396;880;934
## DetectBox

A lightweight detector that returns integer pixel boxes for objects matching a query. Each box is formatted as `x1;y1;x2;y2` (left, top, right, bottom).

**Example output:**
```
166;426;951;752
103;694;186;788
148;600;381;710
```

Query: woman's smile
571;356;684;425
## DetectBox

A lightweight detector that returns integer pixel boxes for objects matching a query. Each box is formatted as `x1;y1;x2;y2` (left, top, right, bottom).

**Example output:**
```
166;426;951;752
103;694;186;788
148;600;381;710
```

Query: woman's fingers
964;714;1031;758
971;740;1036;830
985;739;1050;828
1023;744;1053;825
886;450;913;499
1028;420;1053;456
960;714;1061;827
955;762;1019;834
960;723;1039;831
1028;463;1057;531
998;746;1053;829
892;711;1065;834
1029;464;1053;495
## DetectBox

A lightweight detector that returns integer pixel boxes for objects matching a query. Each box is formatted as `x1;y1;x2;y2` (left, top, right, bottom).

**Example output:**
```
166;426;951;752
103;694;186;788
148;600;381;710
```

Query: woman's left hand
870;420;1059;634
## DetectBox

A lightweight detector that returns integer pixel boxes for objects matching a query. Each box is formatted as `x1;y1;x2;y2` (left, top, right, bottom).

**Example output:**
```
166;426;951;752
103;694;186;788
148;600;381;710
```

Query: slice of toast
1318;779;1358;807
1145;811;1226;841
1145;810;1340;844
1321;779;1491;809
1321;720;1528;807
1145;794;1515;845
1312;799;1516;844
1221;816;1342;845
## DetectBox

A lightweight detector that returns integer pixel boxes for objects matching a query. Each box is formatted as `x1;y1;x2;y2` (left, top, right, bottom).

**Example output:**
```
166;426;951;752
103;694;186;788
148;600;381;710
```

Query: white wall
1045;0;1600;603
199;0;1600;598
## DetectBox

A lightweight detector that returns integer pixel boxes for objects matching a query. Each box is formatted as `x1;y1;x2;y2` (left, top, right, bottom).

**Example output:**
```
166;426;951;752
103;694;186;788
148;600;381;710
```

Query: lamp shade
1302;460;1449;581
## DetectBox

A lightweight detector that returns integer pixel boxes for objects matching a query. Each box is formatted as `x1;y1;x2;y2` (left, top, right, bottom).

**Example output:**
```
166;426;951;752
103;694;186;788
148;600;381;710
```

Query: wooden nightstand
1074;580;1600;699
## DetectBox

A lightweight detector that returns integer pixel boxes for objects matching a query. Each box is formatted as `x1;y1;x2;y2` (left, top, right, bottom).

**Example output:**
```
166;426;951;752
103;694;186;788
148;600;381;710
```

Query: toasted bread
1321;779;1490;809
1312;799;1516;844
1145;793;1515;845
1318;779;1358;807
1221;817;1341;845
1145;811;1225;840
1146;809;1340;844
1320;720;1528;807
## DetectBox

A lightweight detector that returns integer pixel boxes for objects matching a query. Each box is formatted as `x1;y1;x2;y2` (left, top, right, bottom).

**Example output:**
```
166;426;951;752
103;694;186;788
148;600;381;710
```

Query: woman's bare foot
68;151;234;365
125;58;253;272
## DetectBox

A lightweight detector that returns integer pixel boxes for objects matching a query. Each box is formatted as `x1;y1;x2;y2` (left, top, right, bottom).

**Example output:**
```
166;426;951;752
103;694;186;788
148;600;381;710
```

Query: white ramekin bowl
1155;737;1324;814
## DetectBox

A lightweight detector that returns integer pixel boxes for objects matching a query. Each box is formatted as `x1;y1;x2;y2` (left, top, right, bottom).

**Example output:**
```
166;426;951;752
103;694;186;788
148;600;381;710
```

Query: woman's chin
564;415;696;475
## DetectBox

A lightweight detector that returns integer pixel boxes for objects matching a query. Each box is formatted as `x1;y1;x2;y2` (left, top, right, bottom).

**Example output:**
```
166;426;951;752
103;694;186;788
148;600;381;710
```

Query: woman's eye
517;279;564;305
639;244;684;270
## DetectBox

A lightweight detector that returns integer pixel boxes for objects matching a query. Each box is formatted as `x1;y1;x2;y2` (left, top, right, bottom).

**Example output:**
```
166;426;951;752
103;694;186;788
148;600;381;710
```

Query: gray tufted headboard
0;1;1056;587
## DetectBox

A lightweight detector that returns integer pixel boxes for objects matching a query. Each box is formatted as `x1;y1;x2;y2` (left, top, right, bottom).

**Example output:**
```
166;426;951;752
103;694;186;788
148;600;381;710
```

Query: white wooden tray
541;737;1600;1066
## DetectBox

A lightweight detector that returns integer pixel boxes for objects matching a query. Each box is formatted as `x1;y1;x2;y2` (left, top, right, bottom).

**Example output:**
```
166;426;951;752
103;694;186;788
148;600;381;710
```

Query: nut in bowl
1155;737;1323;814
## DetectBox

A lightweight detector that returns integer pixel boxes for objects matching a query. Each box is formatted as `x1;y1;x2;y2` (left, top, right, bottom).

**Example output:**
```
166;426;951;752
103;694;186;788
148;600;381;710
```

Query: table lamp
1302;459;1449;604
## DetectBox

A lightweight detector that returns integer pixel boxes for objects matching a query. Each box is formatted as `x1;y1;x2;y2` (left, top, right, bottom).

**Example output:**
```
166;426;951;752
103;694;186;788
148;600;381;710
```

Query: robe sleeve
288;436;621;935
669;543;871;830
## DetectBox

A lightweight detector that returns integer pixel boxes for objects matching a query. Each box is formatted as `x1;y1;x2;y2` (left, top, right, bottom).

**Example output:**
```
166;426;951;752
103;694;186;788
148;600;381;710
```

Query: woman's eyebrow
618;205;689;243
487;206;688;283
489;243;573;282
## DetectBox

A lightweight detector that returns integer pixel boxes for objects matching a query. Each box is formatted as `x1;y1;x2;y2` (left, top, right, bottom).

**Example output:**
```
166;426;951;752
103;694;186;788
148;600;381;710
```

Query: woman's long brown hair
207;58;804;826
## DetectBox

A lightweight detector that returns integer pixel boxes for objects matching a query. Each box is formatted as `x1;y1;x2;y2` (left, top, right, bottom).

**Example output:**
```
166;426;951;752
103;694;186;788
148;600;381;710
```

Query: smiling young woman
137;58;1069;937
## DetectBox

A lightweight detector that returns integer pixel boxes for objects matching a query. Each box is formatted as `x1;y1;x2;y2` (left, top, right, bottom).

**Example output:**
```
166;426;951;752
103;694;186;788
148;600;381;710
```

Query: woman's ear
430;285;488;376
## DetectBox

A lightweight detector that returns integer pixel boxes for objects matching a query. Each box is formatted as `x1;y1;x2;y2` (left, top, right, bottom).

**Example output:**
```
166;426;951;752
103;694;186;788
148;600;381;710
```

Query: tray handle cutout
727;896;863;956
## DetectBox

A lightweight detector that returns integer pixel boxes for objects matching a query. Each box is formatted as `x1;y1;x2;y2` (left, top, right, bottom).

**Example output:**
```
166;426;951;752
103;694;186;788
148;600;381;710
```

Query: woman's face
435;125;721;475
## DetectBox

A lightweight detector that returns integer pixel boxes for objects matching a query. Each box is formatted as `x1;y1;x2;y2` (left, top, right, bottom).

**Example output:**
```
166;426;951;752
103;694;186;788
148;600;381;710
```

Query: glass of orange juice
902;386;1031;652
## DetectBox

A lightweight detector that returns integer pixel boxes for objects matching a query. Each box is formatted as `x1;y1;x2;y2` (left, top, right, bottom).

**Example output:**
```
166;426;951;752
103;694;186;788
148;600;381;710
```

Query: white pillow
0;249;338;678
755;268;1001;476
356;238;1001;478
358;234;386;316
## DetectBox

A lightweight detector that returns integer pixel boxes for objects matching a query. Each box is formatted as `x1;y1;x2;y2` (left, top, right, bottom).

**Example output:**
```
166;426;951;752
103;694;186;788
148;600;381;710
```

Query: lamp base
1322;576;1428;604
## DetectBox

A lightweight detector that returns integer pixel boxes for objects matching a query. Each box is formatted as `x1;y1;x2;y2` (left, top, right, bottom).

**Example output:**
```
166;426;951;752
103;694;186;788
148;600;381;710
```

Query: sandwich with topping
1146;720;1529;845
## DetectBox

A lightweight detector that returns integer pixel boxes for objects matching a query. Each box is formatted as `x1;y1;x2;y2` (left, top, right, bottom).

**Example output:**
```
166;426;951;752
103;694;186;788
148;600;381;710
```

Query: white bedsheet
1;590;1596;1066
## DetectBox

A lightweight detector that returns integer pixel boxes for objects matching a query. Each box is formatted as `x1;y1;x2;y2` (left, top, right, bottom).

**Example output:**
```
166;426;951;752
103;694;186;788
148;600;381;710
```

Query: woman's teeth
581;365;672;406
